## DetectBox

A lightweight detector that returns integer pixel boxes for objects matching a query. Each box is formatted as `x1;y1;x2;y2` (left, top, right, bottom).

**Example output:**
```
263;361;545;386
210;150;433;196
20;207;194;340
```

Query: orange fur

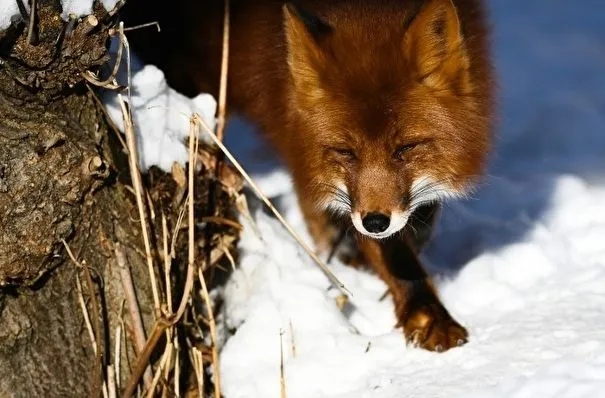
123;0;495;352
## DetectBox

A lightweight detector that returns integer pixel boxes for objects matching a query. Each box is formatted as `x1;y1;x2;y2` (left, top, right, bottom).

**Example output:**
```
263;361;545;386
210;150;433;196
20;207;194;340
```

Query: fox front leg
358;233;468;352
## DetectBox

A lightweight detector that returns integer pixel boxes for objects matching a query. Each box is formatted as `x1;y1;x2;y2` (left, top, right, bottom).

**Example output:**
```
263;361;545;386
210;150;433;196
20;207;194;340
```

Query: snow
60;0;120;20
0;0;120;30
0;0;25;29
216;1;605;397
103;58;217;171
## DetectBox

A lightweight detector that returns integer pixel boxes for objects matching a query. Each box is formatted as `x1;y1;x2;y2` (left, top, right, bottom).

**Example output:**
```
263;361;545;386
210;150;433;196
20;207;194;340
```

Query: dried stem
84;23;124;88
118;93;161;312
121;117;202;398
26;0;37;45
115;244;153;387
172;118;199;322
108;365;117;398
82;71;123;90
121;318;171;398
201;215;243;231
145;344;171;398
161;213;173;313
192;348;205;397
174;336;181;397
215;0;230;142
280;329;287;398
115;324;122;392
62;240;106;398
197;267;221;397
123;21;161;32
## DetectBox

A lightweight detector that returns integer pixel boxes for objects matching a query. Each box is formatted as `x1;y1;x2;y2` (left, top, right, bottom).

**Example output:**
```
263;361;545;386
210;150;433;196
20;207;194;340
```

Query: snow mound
103;62;217;172
0;0;120;30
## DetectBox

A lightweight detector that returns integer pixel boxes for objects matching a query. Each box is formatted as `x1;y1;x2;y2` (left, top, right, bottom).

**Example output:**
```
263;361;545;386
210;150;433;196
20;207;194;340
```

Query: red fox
123;0;494;352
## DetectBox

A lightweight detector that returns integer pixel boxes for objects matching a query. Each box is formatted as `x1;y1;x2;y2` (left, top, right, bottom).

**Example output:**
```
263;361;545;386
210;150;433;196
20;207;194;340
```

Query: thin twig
191;347;205;398
108;365;117;398
62;240;105;398
280;329;287;398
174;335;180;398
75;273;96;352
170;201;187;258
145;344;171;398
172;117;199;322
161;213;173;314
26;0;37;45
123;22;161;32
215;0;230;142
197;267;221;397
84;24;124;87
115;244;153;388
162;337;174;398
82;71;123;90
201;215;243;231
115;323;122;392
194;115;350;296
118;94;161;313
221;240;237;271
121;318;170;398
190;101;222;395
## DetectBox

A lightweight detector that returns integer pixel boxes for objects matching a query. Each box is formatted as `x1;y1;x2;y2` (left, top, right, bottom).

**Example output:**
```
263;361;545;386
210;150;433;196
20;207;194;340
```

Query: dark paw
399;304;468;352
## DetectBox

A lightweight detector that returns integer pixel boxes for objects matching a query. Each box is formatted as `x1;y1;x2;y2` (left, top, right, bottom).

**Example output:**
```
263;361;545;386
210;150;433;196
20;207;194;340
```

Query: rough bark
0;2;241;396
0;2;155;396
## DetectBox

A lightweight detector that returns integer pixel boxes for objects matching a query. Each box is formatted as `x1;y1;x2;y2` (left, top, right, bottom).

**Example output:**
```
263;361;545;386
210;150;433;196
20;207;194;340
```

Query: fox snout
320;175;463;239
351;210;409;239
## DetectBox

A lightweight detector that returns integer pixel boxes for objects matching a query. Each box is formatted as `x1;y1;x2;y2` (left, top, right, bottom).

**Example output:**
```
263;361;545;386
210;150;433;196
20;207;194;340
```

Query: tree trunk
0;2;157;396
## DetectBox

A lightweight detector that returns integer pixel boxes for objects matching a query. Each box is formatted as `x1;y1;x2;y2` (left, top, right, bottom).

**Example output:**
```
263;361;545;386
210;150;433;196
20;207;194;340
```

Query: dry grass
62;240;108;398
280;329;288;398
80;0;351;395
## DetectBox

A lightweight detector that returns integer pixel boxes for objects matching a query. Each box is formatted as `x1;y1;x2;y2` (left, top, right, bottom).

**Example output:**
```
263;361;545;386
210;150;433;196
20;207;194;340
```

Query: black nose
362;212;390;233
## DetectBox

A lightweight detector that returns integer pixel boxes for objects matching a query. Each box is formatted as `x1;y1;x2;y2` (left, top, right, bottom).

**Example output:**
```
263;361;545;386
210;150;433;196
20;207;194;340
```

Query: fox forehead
314;89;448;146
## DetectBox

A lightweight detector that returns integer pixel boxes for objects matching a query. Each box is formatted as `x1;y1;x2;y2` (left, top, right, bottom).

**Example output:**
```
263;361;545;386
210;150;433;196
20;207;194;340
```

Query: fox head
284;0;493;239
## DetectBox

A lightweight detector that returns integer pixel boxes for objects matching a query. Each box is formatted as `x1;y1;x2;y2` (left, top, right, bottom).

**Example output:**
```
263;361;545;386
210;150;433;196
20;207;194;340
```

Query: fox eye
394;143;418;160
330;147;357;160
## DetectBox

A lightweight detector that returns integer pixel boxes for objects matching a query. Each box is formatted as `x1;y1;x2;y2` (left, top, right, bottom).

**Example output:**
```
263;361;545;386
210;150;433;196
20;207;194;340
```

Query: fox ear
404;0;470;92
283;2;332;102
285;1;332;42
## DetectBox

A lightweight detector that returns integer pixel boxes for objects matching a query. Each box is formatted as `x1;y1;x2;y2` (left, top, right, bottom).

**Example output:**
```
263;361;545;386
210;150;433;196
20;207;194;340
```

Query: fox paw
399;304;468;352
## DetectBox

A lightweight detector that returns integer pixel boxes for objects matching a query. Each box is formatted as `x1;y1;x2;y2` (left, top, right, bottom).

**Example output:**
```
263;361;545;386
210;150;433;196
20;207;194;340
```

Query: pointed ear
404;0;470;92
283;2;332;102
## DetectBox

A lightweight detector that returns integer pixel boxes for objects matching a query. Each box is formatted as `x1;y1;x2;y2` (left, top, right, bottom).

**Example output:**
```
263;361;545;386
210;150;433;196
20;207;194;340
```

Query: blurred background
425;0;605;271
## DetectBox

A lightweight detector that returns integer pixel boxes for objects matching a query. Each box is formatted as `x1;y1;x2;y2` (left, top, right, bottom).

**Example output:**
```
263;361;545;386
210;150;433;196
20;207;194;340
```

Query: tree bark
1;2;240;396
0;2;155;396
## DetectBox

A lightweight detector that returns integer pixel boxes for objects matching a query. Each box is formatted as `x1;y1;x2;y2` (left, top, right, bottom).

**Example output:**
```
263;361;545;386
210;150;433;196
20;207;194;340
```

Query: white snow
103;59;217;171
217;1;605;397
0;0;120;30
59;0;93;19
0;0;25;30
60;0;120;20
